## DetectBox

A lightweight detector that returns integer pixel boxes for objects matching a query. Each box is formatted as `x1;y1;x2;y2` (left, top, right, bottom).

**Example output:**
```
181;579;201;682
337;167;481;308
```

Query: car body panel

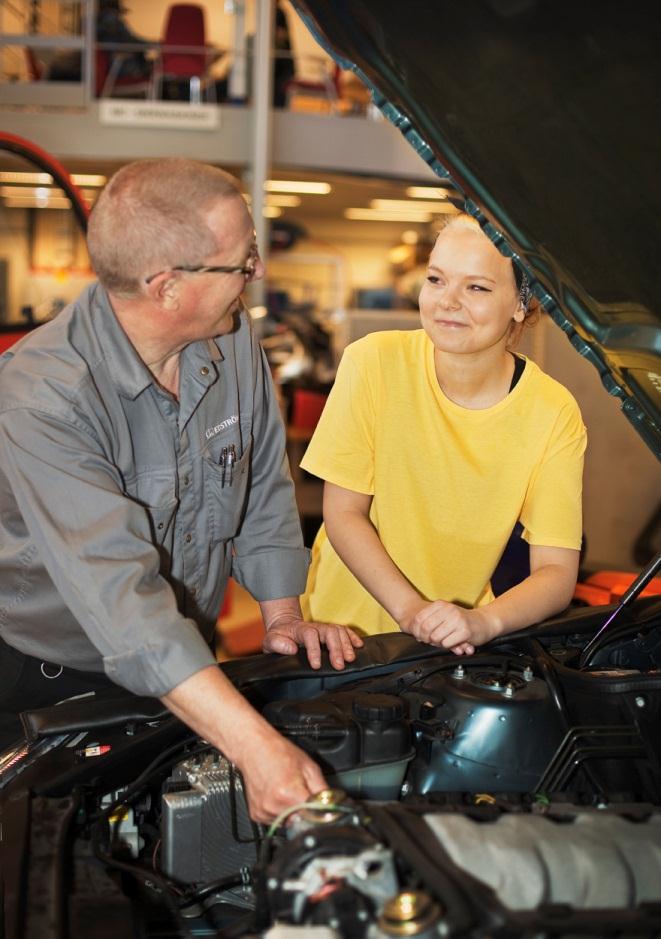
291;0;661;456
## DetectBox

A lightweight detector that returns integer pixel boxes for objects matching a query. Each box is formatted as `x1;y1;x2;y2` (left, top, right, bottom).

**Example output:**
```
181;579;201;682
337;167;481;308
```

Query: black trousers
0;634;115;749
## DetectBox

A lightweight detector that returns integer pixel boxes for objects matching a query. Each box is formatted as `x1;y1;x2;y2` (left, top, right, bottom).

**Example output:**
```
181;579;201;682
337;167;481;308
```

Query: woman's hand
401;601;497;654
262;611;364;670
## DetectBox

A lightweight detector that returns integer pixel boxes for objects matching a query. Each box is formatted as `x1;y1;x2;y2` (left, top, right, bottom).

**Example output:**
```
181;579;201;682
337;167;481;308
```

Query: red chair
153;3;215;103
283;62;342;113
95;49;153;98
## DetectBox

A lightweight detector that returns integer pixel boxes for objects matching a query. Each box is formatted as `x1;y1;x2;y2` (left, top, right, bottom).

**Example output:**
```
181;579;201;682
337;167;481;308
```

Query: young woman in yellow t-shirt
300;214;586;654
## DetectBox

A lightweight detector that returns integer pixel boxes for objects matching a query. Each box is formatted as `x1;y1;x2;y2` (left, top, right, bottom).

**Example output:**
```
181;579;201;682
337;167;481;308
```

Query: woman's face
418;223;524;356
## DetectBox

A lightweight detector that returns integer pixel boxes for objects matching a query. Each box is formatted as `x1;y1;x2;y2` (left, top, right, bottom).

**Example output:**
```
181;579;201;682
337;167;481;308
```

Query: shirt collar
91;283;223;400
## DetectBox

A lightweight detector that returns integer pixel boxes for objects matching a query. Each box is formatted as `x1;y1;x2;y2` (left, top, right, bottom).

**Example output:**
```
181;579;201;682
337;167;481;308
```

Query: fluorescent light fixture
406;186;450;199
388;244;413;264
0;171;53;185
266;180;331;195
0;171;106;187
266;194;301;208
371;199;456;214
345;208;432;223
1;185;63;198
71;174;106;187
4;197;72;209
263;205;282;218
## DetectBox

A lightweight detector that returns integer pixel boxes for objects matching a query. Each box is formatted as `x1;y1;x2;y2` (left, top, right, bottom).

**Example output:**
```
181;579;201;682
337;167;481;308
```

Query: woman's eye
426;275;442;285
469;284;491;292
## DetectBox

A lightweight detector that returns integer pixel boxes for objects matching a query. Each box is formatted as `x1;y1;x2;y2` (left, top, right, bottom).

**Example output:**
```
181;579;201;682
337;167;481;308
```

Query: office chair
153;3;215;104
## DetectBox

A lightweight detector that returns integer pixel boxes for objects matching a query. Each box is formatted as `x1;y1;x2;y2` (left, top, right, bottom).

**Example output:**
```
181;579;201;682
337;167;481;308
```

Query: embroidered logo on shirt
205;415;239;439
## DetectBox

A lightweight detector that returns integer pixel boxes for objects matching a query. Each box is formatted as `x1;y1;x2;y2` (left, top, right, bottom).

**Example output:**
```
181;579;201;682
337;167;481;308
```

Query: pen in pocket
219;445;236;486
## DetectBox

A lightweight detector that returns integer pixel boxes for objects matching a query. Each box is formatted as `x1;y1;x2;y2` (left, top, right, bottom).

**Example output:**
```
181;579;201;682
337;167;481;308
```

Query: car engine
1;596;660;938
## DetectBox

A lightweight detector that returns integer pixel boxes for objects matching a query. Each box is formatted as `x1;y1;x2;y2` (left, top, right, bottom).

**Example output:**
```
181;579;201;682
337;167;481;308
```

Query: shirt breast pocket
126;471;179;546
204;436;253;543
148;499;179;545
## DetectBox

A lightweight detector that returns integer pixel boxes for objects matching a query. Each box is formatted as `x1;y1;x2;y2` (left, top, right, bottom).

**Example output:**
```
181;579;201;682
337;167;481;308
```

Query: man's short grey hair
87;158;242;297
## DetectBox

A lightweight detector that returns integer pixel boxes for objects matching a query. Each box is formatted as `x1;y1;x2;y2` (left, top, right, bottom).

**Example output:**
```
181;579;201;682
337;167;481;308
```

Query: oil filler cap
352;693;405;722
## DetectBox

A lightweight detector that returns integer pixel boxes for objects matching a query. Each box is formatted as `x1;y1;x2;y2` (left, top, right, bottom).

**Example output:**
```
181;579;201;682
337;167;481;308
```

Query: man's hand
235;725;327;823
262;612;364;670
402;601;497;654
162;665;328;823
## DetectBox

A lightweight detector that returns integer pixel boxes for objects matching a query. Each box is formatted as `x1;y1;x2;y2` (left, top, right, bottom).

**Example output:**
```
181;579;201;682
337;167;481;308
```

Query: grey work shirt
0;283;309;697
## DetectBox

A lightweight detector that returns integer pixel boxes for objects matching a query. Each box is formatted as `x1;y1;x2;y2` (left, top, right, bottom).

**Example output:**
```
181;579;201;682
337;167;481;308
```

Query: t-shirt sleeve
520;397;587;549
300;344;376;495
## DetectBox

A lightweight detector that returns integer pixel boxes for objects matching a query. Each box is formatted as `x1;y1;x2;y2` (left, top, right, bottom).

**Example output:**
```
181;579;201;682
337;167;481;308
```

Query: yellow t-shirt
300;329;586;635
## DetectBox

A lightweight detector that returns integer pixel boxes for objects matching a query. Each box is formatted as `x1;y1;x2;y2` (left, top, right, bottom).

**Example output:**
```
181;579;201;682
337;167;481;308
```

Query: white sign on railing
99;100;219;130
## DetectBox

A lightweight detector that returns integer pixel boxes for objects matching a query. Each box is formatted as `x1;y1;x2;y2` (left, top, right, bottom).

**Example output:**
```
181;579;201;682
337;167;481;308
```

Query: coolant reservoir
263;691;414;799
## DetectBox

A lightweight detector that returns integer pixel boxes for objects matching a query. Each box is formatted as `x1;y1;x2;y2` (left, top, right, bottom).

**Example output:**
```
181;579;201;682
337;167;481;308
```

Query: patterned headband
518;272;532;312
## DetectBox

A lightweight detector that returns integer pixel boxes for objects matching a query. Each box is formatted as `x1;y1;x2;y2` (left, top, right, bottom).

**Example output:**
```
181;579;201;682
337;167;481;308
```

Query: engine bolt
453;664;465;679
304;835;316;848
522;666;533;682
635;696;646;708
379;890;442;935
267;877;279;890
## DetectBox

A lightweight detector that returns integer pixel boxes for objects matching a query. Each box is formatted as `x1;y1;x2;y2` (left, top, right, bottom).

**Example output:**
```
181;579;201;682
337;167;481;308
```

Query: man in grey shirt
0;158;362;822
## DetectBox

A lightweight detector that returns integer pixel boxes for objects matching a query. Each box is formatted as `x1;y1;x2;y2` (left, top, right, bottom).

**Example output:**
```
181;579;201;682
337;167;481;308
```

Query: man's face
173;195;264;342
418;223;523;356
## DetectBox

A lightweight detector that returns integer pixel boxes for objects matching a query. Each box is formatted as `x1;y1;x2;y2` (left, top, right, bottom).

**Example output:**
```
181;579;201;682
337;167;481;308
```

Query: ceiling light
263;205;282;218
388;244;414;264
249;305;268;319
0;171;53;185
371;199;456;214
345;208;432;223
4;197;72;209
406;186;450;199
71;174;106;186
1;185;64;198
401;230;419;244
266;194;301;208
266;180;331;195
0;171;106;187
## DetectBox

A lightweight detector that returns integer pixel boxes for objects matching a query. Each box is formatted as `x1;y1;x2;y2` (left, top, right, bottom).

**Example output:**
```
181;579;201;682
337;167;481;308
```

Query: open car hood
291;0;661;457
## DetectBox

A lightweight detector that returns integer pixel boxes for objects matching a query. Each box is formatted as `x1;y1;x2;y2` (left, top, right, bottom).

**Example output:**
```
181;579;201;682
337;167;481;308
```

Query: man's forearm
161;665;275;763
162;665;327;823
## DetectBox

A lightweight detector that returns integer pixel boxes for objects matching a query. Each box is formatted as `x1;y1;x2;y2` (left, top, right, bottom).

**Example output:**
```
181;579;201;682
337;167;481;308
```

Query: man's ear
145;272;179;308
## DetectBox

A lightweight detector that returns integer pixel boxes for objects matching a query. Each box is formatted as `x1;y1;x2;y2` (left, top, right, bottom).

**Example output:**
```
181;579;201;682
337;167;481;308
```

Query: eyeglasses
144;243;259;285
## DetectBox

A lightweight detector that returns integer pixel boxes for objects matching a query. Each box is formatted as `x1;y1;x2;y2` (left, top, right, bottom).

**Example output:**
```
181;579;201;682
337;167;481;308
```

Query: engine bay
1;597;660;938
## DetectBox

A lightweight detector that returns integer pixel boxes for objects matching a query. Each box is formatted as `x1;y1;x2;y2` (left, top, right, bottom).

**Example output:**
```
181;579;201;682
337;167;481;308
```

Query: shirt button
157;522;164;530
183;476;190;486
185;533;192;544
200;366;209;377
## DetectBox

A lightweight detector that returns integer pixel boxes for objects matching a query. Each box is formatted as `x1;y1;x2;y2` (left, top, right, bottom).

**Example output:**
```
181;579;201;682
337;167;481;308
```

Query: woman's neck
434;346;516;410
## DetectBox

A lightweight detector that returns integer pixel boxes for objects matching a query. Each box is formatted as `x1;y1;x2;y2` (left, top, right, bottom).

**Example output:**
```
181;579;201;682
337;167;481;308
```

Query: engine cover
425;810;661;910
